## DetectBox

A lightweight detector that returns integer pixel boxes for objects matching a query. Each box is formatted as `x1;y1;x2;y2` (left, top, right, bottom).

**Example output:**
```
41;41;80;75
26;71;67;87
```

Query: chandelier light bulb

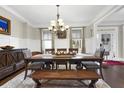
61;28;65;31
65;25;69;29
51;20;55;23
51;20;56;26
48;27;52;31
60;22;64;26
54;29;57;32
58;19;63;23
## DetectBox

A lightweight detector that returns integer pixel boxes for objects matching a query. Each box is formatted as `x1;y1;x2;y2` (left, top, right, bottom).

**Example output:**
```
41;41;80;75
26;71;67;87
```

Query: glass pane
43;40;52;49
72;30;81;39
72;39;82;48
43;31;52;40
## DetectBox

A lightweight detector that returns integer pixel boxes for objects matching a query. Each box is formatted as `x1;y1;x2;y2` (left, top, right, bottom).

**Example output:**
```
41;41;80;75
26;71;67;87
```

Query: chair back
32;51;42;56
57;48;67;55
69;48;78;54
22;49;32;59
45;49;55;54
94;49;105;58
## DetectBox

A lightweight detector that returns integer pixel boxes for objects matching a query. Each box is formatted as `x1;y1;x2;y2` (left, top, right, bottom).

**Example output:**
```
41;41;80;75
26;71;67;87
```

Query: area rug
0;71;110;88
103;60;124;66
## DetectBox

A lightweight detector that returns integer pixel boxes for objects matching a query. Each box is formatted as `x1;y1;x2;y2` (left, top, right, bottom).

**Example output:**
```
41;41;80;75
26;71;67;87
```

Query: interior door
97;27;118;59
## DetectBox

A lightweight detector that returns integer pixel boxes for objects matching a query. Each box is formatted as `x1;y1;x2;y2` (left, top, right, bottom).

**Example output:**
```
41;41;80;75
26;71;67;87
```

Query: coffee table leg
89;80;98;88
33;78;41;88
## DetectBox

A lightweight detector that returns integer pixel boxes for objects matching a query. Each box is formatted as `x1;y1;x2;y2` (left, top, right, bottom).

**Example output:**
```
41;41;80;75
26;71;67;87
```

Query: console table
0;48;27;80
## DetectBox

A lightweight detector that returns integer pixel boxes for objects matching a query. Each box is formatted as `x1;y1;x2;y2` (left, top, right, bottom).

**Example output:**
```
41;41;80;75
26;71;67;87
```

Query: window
72;30;81;39
42;30;52;52
71;29;82;49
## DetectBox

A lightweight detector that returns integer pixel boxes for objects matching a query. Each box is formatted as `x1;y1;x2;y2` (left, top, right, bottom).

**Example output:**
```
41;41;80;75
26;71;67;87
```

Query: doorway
97;27;118;59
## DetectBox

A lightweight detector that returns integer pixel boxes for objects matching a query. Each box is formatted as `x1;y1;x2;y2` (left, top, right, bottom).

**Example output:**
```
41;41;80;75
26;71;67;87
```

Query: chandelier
48;5;69;35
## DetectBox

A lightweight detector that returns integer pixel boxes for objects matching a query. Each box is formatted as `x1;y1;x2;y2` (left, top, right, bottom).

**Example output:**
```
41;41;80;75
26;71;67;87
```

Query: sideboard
0;48;27;80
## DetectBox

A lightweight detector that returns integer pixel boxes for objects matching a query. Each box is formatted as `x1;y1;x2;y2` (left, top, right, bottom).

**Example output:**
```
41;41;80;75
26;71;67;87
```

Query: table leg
76;61;82;70
100;62;104;80
89;80;98;88
33;78;41;88
45;62;51;69
24;62;28;80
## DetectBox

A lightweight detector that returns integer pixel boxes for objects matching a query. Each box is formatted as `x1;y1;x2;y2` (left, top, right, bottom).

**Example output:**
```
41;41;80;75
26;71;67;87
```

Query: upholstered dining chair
56;48;68;69
45;48;55;69
23;50;45;80
68;48;79;69
81;49;105;79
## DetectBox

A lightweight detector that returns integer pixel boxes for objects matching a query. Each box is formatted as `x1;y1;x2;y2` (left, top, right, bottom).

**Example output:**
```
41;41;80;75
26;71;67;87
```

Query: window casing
42;30;52;52
71;29;82;49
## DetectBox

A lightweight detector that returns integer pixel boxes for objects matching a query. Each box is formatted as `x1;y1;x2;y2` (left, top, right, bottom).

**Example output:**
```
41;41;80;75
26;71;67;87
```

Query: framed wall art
57;31;66;39
0;16;11;35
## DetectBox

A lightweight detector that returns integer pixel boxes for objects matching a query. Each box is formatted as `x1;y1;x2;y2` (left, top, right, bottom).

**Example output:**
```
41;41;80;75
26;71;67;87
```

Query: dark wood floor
0;65;124;87
0;68;24;86
103;65;124;88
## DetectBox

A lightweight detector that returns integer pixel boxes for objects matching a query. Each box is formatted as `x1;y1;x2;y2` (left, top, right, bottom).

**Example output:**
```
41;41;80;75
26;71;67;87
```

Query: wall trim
89;5;124;25
0;5;34;27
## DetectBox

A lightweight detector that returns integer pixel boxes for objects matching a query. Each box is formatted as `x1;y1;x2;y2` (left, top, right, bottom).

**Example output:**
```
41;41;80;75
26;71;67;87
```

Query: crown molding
89;5;124;25
0;5;35;27
99;20;124;25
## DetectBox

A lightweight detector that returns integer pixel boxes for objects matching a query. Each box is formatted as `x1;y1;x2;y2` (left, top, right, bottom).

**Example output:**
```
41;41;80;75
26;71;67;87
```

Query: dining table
24;53;104;80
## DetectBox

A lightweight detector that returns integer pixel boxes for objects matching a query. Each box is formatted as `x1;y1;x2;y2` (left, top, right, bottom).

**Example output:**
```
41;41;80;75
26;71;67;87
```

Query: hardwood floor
0;66;124;88
103;65;124;88
0;68;24;86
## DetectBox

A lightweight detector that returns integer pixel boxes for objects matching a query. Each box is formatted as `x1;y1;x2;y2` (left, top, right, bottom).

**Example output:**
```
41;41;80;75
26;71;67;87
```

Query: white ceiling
7;5;110;28
100;7;124;25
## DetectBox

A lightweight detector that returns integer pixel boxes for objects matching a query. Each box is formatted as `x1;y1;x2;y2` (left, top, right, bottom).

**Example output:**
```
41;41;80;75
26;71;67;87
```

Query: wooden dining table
24;53;104;80
25;53;103;62
23;53;103;87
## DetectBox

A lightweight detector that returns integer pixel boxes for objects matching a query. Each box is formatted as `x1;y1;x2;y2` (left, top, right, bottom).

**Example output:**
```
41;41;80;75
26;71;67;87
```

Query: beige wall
85;24;96;54
0;7;41;51
123;25;124;57
118;25;123;58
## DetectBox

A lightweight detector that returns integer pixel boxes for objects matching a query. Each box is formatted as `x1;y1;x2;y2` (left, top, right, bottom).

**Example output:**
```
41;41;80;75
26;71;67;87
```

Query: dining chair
68;48;79;69
81;49;105;79
32;51;43;56
45;48;55;69
45;49;55;54
68;48;78;55
56;48;67;55
23;50;45;80
56;48;68;69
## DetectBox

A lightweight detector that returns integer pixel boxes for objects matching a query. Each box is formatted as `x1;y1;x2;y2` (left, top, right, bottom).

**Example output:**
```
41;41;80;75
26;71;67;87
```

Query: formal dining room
0;4;124;88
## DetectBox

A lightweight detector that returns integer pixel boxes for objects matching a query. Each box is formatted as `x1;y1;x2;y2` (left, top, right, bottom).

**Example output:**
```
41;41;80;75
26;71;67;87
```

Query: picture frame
0;16;11;35
57;31;66;39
